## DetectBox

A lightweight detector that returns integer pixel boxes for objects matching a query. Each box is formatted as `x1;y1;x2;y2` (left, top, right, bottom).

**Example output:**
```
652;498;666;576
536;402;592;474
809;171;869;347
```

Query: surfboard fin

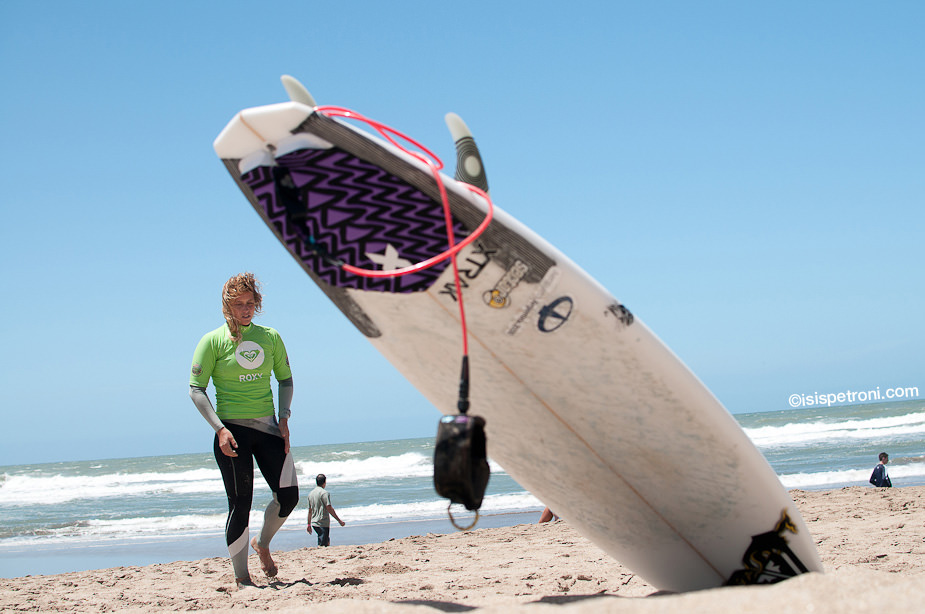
445;113;489;194
281;75;317;107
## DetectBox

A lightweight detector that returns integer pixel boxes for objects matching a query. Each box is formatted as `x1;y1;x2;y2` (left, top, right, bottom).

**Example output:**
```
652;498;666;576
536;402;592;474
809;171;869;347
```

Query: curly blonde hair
222;272;263;342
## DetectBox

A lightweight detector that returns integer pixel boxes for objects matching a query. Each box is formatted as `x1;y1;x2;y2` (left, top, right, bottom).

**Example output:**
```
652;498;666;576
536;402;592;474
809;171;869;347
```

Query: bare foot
235;576;256;590
251;537;278;578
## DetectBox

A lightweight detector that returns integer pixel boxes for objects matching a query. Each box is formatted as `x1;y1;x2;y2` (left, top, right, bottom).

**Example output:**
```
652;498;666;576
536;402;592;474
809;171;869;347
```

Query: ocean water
1;399;923;578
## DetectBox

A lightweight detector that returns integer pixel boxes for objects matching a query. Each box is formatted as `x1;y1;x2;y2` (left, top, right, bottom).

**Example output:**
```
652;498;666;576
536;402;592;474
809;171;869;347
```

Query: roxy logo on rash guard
235;340;265;370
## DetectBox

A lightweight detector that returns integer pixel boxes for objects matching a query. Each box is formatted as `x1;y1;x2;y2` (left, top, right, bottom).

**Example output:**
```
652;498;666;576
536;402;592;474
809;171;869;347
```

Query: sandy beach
1;486;923;613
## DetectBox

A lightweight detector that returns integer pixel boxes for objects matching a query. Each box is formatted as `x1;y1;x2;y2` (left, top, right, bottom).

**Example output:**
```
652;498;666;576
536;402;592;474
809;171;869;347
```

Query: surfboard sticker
505;266;561;335
483;260;530;309
725;510;811;585
605;302;635;328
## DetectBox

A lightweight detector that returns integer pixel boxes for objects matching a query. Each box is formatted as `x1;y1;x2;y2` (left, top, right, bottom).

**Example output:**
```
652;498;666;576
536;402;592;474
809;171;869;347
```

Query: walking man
307;474;345;546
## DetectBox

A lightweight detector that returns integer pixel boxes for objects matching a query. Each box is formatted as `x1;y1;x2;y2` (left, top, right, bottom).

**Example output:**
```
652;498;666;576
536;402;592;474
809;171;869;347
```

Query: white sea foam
0;468;223;506
1;453;508;507
0;512;230;546
295;452;432;484
0;492;542;547
779;462;925;489
340;492;542;523
744;411;925;448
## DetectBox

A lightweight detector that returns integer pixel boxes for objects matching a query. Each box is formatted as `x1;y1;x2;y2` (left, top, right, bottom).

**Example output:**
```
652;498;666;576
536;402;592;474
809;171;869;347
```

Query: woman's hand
279;418;290;454
218;427;238;457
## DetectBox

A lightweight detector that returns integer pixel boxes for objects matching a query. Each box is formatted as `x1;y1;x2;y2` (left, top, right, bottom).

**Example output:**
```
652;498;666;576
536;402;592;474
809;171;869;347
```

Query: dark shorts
313;525;331;547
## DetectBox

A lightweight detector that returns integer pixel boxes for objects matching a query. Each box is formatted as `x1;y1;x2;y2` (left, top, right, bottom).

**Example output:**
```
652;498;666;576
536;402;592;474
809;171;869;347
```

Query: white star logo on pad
366;244;412;271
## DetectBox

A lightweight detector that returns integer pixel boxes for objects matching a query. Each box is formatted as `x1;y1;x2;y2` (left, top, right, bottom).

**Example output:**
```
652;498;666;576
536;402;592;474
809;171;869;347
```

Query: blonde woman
189;272;298;586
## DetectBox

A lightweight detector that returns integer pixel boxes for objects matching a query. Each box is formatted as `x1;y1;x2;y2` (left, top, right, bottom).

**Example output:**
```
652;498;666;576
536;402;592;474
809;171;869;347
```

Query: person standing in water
189;272;299;586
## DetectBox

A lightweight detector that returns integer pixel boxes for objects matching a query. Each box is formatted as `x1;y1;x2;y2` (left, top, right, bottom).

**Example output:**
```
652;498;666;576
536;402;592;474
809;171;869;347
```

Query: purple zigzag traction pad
242;147;469;293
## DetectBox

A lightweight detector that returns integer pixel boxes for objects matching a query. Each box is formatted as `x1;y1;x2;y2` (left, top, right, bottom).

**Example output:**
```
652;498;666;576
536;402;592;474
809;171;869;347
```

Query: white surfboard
213;76;823;592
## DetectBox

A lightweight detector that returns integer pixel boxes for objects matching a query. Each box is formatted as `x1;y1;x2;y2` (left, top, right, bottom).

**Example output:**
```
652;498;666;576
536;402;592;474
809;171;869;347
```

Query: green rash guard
190;323;292;420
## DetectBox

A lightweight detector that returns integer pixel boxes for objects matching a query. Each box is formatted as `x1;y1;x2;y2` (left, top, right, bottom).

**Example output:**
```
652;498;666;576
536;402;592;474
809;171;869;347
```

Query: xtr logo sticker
538;297;573;333
235;341;265;369
439;242;496;302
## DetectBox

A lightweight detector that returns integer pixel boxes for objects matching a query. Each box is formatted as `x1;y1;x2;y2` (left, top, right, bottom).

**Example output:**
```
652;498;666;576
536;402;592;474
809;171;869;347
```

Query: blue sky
1;1;922;466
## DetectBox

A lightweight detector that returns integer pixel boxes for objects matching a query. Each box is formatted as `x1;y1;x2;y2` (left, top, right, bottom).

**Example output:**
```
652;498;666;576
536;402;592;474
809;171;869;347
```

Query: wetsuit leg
214;424;255;580
251;430;300;548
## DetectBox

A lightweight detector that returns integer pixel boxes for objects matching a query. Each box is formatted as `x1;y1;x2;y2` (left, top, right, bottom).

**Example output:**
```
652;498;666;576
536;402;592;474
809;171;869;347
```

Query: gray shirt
307;486;332;527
